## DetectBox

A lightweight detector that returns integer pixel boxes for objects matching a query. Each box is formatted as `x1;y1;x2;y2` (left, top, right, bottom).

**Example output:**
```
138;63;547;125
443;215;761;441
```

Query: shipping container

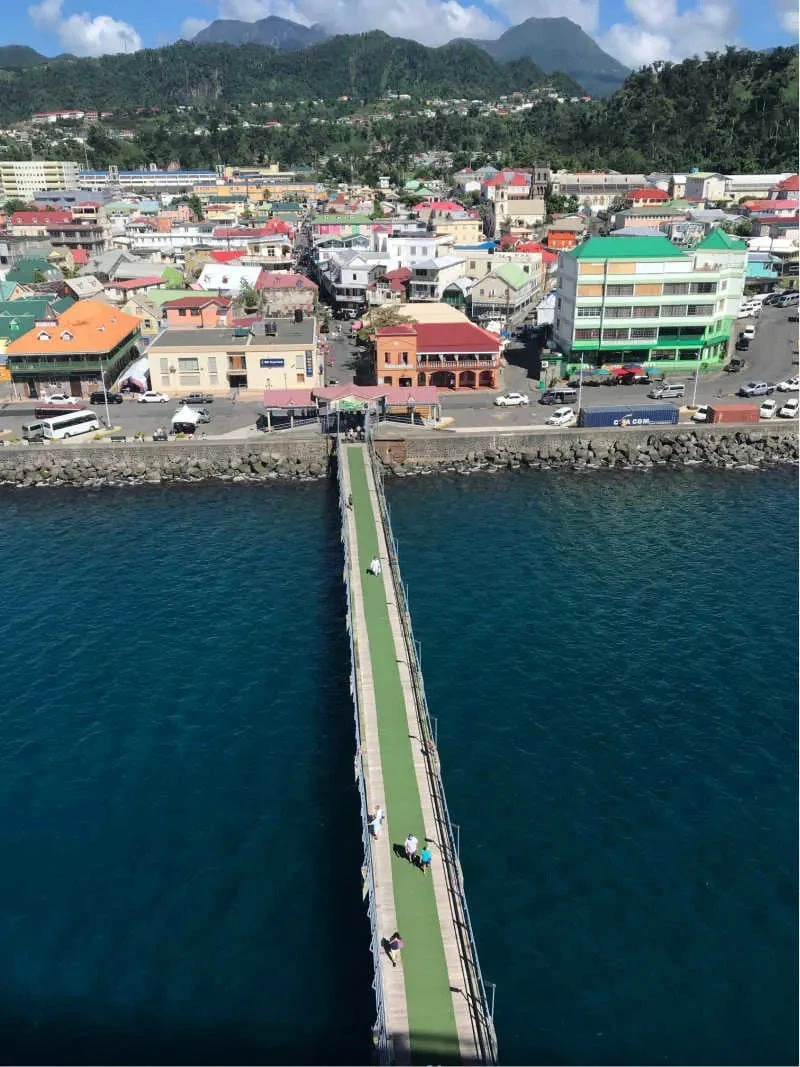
707;403;760;424
578;404;680;428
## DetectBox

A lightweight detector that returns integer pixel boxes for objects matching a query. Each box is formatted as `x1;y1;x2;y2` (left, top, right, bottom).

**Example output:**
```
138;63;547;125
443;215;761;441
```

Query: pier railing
337;439;390;1065
364;427;499;1065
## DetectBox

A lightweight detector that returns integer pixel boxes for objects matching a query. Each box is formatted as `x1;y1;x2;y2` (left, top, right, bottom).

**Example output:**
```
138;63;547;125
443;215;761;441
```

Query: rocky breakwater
0;439;330;487
376;424;799;475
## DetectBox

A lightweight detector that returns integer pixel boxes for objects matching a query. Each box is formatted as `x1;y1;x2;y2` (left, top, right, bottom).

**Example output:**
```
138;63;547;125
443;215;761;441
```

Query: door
69;376;82;397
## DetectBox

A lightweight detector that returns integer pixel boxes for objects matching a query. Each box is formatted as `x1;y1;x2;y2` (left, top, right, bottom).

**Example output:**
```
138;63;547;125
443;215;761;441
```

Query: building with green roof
554;232;747;372
470;260;538;319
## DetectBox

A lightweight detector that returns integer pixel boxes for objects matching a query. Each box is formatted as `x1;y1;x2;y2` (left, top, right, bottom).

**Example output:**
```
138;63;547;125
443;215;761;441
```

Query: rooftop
6;299;140;356
149;319;315;348
570;236;688;260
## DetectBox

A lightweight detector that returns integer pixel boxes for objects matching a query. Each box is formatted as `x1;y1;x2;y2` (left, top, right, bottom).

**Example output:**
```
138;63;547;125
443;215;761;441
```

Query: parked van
648;382;686;399
540;387;578;406
21;421;44;441
777;291;799;307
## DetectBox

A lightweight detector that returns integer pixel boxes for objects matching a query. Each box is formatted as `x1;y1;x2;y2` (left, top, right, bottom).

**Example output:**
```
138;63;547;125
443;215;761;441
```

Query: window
631;327;656;340
605;306;632;319
575;328;600;340
189;308;200;317
296;373;305;383
606;284;634;297
179;373;201;385
687;304;712;316
663;282;689;295
602;328;629;341
632;305;659;318
401;351;409;364
178;308;187;316
295;355;305;370
693;281;717;294
160;358;170;375
208;357;217;373
576;306;598;317
352;273;357;280
178;358;199;372
663;304;687;317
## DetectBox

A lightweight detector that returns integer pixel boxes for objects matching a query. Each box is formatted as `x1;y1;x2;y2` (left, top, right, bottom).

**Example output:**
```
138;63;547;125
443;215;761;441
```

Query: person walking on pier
368;556;382;576
369;805;385;839
419;843;432;875
404;833;418;865
385;931;404;968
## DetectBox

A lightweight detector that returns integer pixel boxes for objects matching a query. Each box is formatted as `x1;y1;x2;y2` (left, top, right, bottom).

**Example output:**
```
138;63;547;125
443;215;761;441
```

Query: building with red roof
375;320;502;390
160;294;231;328
254;271;317;316
772;174;799;198
9;209;72;236
623;187;669;207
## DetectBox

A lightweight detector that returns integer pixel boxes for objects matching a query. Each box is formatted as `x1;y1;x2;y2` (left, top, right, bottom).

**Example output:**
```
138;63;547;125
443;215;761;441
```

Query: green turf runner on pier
346;446;461;1065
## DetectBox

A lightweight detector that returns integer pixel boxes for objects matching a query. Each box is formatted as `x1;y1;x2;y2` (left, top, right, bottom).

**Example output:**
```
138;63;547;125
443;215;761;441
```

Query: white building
0;160;81;201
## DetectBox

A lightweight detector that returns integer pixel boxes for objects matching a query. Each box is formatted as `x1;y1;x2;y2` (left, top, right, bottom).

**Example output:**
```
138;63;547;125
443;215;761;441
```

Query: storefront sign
259;358;285;368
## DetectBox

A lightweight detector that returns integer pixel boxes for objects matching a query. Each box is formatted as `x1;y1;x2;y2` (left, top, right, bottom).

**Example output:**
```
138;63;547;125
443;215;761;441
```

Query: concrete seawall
0;424;796;487
0;438;331;487
373;423;799;474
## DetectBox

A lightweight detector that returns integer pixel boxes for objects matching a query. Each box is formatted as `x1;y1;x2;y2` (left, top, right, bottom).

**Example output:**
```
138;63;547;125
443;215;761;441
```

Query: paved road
0;305;794;439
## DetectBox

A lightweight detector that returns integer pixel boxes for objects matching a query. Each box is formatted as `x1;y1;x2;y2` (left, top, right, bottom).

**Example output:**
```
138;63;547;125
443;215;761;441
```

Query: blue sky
11;0;800;67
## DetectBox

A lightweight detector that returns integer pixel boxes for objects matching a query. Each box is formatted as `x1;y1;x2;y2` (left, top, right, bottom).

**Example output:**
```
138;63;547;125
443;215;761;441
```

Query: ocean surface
0;467;796;1065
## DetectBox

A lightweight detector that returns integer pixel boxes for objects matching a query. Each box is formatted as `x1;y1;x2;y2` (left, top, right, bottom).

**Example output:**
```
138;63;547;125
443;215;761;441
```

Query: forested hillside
0;35;580;122
0;44;795;178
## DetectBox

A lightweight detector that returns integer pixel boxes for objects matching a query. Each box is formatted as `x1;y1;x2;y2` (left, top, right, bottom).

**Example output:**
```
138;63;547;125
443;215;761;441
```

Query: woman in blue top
419;844;432;874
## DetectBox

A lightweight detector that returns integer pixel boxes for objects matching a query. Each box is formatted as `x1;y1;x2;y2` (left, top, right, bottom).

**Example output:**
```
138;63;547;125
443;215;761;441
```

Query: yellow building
147;317;320;394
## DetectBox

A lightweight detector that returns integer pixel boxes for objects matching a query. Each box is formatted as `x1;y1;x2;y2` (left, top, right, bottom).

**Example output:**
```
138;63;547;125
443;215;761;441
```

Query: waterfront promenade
339;443;496;1065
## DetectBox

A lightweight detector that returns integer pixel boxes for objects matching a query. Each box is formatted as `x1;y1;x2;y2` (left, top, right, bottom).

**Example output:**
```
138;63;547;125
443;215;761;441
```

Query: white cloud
774;0;799;33
180;16;212;38
216;0;504;45
28;0;142;55
599;0;739;67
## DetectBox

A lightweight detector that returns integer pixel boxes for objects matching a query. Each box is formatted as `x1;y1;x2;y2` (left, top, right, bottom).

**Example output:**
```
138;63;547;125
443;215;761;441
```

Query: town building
160;295;231;328
492;188;546;239
79;167;217;192
469;262;536;320
146;317;319;393
553;231;747;372
0;160;81;202
545;217;587;251
255;272;317;317
374;319;502;390
549;171;647;213
623;187;669;208
5;299;142;397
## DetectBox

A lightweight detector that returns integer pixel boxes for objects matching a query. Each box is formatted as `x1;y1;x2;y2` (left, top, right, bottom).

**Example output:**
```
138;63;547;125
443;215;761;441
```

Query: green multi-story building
553;231;747;372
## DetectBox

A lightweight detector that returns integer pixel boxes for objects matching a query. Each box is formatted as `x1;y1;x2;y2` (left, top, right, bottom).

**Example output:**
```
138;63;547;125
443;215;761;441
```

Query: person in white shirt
404;833;418;865
368;557;382;576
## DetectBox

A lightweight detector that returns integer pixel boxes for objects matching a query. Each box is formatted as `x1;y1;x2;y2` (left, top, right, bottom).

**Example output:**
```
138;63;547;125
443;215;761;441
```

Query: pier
338;438;497;1066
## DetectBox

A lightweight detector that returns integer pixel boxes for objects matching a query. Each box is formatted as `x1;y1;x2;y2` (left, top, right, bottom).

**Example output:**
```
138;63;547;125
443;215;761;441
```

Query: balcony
418;357;497;369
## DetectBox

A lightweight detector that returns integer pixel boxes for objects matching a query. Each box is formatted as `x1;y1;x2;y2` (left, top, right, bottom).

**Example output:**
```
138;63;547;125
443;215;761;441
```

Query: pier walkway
338;441;496;1066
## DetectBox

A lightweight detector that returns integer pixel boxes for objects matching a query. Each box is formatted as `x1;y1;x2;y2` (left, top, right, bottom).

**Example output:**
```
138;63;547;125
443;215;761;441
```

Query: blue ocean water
0;483;372;1065
0;468;796;1066
387;466;798;1066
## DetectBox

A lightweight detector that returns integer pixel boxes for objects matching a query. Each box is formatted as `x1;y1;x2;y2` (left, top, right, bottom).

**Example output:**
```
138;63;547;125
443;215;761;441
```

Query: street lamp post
408;394;415;426
577;358;585;414
98;353;111;429
691;353;702;408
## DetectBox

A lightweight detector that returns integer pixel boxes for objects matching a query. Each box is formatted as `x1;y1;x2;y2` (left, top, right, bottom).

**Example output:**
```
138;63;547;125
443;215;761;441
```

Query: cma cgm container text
578;405;680;428
707;403;760;424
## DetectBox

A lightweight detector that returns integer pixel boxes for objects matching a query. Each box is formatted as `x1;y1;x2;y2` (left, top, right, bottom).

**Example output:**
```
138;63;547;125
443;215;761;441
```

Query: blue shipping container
578;404;679;428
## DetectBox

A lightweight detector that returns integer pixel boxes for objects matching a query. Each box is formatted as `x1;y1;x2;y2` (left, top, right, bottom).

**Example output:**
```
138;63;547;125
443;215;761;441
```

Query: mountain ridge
191;15;327;50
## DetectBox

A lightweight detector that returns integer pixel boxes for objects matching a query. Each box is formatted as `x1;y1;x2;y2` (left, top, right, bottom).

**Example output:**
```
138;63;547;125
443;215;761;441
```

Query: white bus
40;410;102;440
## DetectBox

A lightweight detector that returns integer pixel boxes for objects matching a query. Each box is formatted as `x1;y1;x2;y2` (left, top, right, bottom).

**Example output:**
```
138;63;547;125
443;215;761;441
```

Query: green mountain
466;16;629;97
0;35;583;122
192;15;328;50
0;44;49;69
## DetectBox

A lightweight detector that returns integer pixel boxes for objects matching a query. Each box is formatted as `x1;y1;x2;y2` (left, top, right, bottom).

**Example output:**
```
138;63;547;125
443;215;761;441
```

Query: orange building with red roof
6;300;142;398
375;320;502;390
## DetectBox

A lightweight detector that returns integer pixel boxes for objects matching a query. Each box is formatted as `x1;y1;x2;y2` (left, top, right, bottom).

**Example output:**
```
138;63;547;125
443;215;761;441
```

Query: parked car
152;427;168;441
763;293;783;306
778;398;799;418
691;405;711;423
725;357;747;373
738;381;775;397
742;324;757;341
647;382;686;399
777;376;800;392
42;393;80;405
546;406;577;426
90;390;124;404
183;393;214;405
191;407;212;424
494;392;530;407
137;391;169;403
735;336;751;352
759;399;778;419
